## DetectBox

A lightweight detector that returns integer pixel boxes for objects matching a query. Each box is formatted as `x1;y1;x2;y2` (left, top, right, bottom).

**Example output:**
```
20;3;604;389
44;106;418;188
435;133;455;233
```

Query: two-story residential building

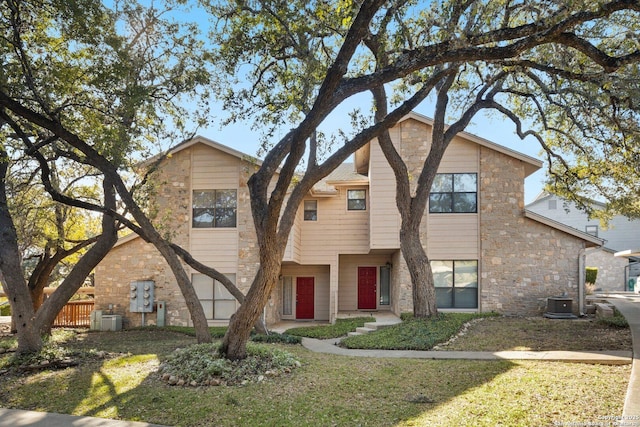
94;112;602;328
527;193;640;291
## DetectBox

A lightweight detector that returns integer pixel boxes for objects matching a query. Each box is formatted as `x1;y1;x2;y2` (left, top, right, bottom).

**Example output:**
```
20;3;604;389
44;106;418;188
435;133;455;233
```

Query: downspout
578;247;585;316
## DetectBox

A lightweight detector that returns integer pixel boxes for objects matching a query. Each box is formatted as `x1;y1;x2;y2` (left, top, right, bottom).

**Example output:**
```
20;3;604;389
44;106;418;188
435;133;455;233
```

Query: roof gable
168;135;261;165
398;112;542;177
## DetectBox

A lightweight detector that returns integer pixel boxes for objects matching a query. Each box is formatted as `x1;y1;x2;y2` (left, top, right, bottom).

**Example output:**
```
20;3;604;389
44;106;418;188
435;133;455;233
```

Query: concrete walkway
301;337;632;364
599;293;640;417
0;408;167;427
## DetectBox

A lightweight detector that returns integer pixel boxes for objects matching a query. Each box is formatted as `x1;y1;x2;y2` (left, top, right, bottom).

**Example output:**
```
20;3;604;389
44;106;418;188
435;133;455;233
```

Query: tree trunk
33;178;119;335
220;252;282;360
0;152;42;354
400;225;437;318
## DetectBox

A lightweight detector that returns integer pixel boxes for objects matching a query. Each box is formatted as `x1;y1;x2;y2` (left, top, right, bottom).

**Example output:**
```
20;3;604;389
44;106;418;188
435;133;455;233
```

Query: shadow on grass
0;329;526;426
9;325;629;426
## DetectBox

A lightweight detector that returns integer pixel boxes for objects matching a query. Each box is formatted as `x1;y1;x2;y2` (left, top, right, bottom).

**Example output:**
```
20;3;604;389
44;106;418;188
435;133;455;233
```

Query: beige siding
191;145;240;189
369;134;401;249
190;230;238;271
298;190;369;264
438;136;479;172
279;264;330;320
338;254;393;311
426;215;479;259
284;202;303;263
189;143;241;272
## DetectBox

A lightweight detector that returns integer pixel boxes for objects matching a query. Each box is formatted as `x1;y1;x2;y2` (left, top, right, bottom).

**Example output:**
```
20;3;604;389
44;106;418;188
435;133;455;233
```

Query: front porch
269;310;401;334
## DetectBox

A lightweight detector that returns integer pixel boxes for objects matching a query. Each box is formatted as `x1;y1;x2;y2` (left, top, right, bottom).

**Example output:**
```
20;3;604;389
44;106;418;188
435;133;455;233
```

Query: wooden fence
53;300;95;328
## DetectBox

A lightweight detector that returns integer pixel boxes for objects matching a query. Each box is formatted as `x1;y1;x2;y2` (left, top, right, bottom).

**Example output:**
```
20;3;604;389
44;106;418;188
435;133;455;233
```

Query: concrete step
347;331;363;337
355;326;376;334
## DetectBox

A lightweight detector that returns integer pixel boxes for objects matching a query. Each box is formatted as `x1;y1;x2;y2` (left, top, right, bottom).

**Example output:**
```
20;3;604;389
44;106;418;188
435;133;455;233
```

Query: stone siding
95;147;193;327
479;147;584;315
94;237;191;327
585;248;627;292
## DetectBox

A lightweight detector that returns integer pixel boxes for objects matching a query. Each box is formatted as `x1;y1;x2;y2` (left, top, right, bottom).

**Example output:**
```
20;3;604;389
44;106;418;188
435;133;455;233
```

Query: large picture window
192;273;237;320
431;260;478;309
429;173;477;213
192;189;237;228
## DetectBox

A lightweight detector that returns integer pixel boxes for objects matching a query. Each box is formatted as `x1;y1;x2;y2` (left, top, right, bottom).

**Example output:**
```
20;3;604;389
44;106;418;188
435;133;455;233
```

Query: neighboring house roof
530;191;607;209
524;210;604;247
310;163;368;196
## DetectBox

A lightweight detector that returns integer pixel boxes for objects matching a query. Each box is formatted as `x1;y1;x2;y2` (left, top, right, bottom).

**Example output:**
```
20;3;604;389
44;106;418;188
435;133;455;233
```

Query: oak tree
208;0;640;358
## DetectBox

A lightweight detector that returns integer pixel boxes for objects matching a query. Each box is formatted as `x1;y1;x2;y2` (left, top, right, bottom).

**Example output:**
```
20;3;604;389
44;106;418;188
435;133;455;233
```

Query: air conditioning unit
544;297;577;319
101;315;122;331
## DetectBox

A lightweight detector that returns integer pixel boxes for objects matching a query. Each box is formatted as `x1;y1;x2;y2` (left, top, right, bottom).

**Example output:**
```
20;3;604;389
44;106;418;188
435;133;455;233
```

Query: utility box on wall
129;280;155;313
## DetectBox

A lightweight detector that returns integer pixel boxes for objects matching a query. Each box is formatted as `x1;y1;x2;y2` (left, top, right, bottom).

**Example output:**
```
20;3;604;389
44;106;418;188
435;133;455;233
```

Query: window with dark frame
429;173;477;213
585;225;599;237
192;189;237;228
431;260;478;309
347;189;366;211
304;200;318;221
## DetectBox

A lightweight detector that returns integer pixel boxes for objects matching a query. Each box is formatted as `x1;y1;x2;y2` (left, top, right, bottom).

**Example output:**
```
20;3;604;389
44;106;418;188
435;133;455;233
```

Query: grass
440;316;632;351
340;313;496;350
285;317;372;339
0;328;629;427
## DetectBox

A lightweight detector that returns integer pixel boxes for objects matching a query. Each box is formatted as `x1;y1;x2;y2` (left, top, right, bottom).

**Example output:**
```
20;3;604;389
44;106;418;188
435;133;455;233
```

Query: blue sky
159;1;548;205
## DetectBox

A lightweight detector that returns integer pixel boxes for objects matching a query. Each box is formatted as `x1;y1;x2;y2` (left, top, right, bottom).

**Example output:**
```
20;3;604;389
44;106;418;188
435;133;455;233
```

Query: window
192;273;237;320
347;189;366;211
192;190;237;228
304;200;317;221
429;173;477;213
431;260;478;309
586;225;599;237
379;265;390;306
548;199;557;210
282;276;293;316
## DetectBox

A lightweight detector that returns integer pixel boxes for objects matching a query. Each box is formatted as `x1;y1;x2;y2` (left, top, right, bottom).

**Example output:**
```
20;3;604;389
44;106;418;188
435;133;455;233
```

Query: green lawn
0;328;630;426
339;313;495;350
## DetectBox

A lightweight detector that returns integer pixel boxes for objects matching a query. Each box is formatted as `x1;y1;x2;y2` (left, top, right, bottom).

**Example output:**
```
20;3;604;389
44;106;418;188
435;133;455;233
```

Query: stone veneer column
236;163;266;320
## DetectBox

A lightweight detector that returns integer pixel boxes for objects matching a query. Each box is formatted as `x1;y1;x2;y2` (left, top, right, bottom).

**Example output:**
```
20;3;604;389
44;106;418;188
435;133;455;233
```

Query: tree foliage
205;0;640;356
0;0;218;352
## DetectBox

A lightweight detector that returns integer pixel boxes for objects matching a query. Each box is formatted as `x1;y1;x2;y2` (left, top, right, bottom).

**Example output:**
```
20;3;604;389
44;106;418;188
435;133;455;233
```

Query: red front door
358;267;377;310
296;277;315;319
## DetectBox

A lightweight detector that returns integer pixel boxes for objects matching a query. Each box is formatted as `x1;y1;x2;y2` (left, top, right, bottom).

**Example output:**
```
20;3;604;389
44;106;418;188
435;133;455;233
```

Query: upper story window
347;189;367;211
192;189;237;228
429;173;477;213
585;225;598;237
304;200;318;221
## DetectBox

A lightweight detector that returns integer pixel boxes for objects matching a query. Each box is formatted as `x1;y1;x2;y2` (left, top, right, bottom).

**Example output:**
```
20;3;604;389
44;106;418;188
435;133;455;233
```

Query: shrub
586;267;598;285
0;299;9;316
160;342;300;386
250;332;301;344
